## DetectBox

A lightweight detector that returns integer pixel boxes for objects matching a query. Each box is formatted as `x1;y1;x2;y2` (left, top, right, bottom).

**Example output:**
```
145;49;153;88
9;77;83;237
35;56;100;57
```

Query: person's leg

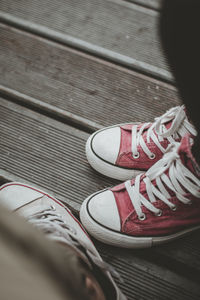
159;0;200;163
0;204;90;300
0;183;125;300
0;209;106;300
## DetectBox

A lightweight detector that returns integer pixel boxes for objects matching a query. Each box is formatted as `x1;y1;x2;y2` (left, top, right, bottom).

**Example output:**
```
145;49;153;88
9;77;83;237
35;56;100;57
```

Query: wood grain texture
0;99;119;209
1;99;200;300
97;241;200;300
0;0;170;80
0;24;180;131
1;1;199;297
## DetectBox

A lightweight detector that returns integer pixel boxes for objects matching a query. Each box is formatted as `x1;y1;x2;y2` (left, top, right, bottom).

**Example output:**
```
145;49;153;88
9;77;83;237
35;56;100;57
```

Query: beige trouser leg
0;204;90;300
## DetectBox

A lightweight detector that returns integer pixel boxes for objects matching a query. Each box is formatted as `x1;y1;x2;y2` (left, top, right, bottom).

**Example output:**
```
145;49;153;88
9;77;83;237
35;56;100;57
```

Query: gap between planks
0;10;173;83
0;99;199;300
0;85;102;133
1;98;200;290
0;169;80;214
0;23;181;132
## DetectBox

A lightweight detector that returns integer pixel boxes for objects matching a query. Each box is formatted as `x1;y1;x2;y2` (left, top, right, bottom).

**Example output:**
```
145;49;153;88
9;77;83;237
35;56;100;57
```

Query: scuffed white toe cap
88;190;121;231
91;127;121;164
0;183;43;211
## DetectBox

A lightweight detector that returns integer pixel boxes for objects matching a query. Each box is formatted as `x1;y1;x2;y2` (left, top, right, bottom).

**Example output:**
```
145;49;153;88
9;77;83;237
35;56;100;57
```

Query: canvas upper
81;134;200;248
86;105;197;180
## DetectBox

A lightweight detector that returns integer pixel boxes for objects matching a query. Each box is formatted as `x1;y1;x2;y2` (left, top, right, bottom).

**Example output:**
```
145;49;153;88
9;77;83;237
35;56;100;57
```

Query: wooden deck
0;1;200;299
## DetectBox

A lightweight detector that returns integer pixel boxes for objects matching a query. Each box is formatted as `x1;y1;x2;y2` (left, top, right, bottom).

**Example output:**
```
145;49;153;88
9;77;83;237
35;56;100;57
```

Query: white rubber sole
80;192;200;249
86;125;143;181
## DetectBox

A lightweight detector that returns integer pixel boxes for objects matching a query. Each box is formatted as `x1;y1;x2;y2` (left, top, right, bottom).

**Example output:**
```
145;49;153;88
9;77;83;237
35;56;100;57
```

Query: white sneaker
86;105;196;181
0;182;126;300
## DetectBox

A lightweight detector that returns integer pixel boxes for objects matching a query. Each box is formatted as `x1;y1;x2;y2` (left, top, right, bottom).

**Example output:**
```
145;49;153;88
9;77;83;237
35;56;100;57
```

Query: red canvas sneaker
81;134;200;248
86;105;196;180
0;182;126;300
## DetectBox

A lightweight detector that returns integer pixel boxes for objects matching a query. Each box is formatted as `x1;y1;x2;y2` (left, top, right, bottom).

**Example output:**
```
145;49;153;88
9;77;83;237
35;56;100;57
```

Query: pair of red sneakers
80;105;200;248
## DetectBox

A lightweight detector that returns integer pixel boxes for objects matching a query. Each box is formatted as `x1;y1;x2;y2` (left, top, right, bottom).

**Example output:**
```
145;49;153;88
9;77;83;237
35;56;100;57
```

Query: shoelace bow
28;208;121;281
125;143;200;220
131;105;197;159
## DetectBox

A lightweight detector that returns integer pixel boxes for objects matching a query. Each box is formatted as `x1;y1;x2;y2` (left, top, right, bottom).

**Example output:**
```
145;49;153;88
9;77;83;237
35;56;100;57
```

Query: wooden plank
0;99;119;211
0;0;171;81
154;231;200;275
1;99;200;300
0;24;180;132
0;169;81;213
126;0;163;10
97;241;200;300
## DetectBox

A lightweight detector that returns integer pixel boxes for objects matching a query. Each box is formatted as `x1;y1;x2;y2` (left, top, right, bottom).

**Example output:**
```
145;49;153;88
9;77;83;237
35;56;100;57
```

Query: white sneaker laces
28;207;121;280
125;142;200;220
28;206;77;240
131;105;197;159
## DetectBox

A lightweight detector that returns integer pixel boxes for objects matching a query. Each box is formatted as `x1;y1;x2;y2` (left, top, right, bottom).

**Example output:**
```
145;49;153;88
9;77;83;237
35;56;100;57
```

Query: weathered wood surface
127;0;163;10
0;0;171;80
98;241;200;300
0;99;118;209
1;99;200;300
0;24;180;132
1;1;200;299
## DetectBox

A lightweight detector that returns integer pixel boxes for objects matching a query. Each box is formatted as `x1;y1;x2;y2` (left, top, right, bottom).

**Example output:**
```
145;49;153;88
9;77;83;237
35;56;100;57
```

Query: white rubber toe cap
91;127;121;164
88;190;121;232
0;183;43;211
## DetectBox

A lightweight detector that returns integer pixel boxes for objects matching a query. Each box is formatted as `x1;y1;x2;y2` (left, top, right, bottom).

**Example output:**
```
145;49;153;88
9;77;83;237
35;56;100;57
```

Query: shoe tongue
178;134;200;176
17;195;50;217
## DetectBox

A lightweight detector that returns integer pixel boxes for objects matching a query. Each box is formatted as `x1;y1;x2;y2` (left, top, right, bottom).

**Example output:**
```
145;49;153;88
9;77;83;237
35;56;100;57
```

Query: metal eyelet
133;152;140;159
138;213;146;221
149;153;156;159
155;209;162;217
171;205;177;211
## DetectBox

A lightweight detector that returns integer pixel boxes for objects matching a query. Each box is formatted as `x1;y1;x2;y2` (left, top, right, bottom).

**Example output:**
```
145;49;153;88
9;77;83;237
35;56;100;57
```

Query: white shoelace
28;207;77;240
125;143;200;220
27;207;121;280
131;105;197;159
